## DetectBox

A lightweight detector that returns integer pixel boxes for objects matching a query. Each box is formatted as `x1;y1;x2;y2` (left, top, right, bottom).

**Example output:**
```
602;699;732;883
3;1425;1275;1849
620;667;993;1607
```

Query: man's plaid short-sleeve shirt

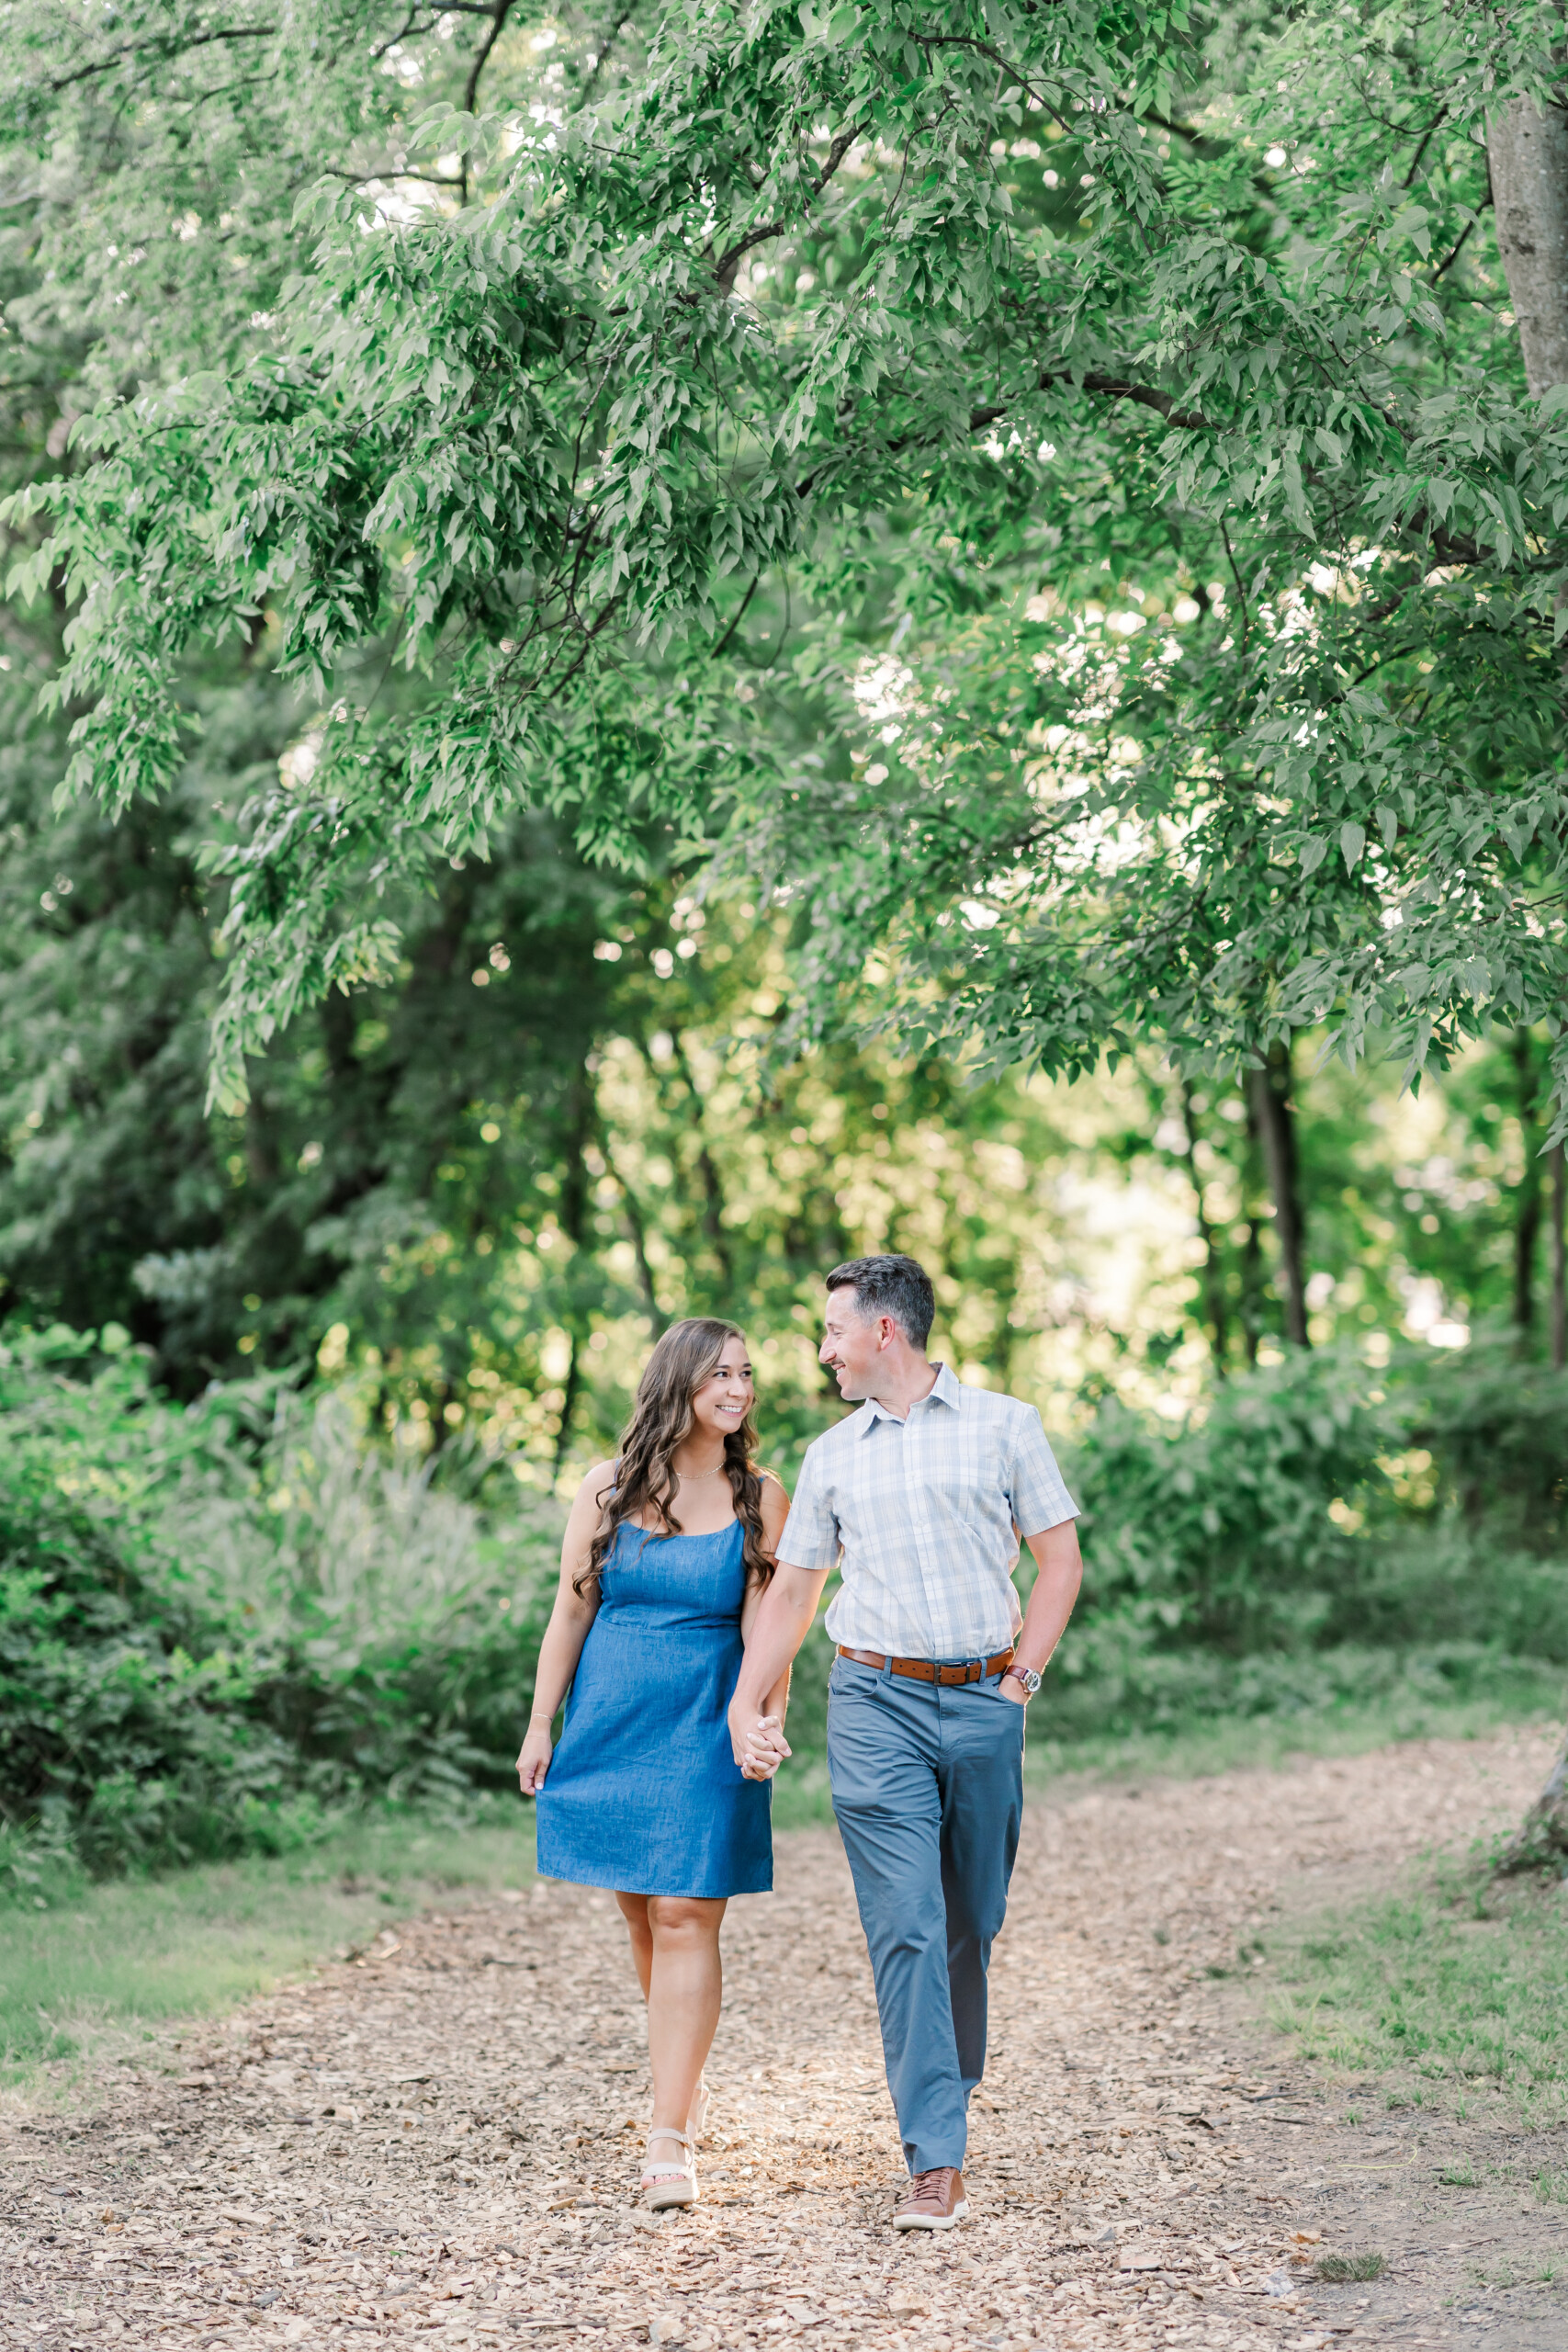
776;1360;1078;1661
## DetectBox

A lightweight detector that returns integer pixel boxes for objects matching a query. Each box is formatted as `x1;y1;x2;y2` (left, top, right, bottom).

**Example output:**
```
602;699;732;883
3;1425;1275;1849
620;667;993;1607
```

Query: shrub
1063;1339;1568;1656
0;1463;314;1871
0;1328;559;1876
1405;1351;1568;1549
3;1319;1564;1878
1066;1343;1404;1657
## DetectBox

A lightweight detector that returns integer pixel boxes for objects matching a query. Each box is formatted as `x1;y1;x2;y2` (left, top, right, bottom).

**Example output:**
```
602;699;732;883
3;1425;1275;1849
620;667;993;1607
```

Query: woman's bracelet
529;1707;556;1724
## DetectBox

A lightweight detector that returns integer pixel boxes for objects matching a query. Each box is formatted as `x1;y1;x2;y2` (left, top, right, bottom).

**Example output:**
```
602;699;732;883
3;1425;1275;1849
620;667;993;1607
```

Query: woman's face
690;1335;755;1442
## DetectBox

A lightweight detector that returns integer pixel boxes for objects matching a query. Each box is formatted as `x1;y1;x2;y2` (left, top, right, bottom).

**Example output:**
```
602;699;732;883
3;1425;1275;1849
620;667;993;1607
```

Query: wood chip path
5;1732;1565;2352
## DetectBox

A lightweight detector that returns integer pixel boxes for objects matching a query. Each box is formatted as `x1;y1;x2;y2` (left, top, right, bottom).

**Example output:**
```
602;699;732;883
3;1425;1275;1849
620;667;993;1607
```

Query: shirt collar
857;1359;962;1432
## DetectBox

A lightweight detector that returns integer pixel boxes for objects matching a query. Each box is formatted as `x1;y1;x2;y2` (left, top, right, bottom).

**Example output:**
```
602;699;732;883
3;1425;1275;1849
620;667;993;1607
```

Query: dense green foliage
0;1328;558;1875
0;0;1563;1429
1;6;1566;1884
4;1321;1561;1880
0;780;1556;1443
1055;1339;1568;1732
0;1462;301;1874
5;1;1566;1130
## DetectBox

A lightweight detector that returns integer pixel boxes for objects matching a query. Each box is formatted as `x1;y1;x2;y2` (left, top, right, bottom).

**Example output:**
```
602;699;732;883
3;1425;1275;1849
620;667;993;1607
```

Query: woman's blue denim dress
536;1518;773;1897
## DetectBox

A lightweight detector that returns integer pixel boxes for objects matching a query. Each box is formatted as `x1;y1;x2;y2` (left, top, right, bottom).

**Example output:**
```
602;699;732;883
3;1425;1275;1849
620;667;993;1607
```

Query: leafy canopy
6;1;1568;1121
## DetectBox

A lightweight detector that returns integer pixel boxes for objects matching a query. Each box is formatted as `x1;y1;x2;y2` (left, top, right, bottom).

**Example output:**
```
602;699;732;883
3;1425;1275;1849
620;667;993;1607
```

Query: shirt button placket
911;1408;940;1655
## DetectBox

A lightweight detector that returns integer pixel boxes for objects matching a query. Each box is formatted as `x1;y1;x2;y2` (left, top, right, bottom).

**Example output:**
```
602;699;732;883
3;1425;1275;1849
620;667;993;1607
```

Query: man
728;1253;1082;2232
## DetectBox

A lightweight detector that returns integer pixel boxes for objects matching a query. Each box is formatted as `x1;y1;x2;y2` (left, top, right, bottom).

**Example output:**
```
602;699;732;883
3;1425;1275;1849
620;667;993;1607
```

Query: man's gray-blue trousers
825;1652;1025;2176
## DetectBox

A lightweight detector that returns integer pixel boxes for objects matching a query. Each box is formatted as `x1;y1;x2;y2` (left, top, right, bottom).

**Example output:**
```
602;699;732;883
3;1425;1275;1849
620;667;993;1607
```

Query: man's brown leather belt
837;1644;1016;1686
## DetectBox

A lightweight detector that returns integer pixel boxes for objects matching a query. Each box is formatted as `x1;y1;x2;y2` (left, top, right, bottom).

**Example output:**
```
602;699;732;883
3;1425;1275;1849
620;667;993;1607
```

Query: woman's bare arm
515;1461;615;1795
739;1473;794;1769
757;1473;794;1721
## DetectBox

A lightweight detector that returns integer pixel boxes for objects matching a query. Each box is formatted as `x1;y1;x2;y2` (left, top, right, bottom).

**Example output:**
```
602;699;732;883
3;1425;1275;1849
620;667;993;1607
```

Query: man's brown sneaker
892;2167;968;2230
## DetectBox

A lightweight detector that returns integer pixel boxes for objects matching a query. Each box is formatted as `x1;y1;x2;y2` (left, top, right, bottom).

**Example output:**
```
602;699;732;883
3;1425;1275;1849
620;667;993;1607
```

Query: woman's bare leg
616;1891;653;2000
644;1895;727;2141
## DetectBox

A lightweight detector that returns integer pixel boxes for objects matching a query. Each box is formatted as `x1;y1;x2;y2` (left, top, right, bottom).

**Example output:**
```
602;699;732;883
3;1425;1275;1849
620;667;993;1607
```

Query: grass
4;1679;1558;2108
1314;2253;1388;2283
1025;1669;1564;1792
0;1806;535;2096
1265;1860;1568;2125
751;1678;1565;1833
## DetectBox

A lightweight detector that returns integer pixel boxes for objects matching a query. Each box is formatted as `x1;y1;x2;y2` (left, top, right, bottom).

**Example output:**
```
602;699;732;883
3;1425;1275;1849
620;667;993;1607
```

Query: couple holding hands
516;1254;1082;2231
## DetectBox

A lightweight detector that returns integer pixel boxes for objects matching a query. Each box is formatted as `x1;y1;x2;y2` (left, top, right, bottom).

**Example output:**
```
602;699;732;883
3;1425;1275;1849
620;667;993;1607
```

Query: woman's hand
739;1713;791;1781
516;1717;553;1796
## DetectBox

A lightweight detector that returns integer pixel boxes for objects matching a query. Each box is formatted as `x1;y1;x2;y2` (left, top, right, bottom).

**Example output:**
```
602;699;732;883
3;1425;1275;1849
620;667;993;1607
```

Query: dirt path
6;1732;1566;2352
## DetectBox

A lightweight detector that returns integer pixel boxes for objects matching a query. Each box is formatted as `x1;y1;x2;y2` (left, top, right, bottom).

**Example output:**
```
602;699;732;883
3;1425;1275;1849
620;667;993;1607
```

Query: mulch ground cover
5;1731;1565;2352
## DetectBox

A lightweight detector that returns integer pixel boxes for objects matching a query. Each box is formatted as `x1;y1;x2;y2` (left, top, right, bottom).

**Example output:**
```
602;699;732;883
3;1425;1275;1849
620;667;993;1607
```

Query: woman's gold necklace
675;1463;728;1482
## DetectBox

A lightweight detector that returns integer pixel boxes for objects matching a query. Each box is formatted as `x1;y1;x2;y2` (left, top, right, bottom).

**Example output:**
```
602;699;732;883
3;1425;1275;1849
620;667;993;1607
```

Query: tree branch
464;0;516;117
582;3;638;99
711;571;761;659
1401;107;1447;190
1432;215;1479;281
794;363;1215;497
372;6;424;63
44;23;275;94
711;121;863;289
1219;515;1249;654
966;368;1217;438
1034;370;1216;432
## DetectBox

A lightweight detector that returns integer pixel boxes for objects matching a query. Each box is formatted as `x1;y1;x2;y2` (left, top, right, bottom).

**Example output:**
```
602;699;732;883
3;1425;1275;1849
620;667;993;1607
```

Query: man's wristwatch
1004;1663;1043;1699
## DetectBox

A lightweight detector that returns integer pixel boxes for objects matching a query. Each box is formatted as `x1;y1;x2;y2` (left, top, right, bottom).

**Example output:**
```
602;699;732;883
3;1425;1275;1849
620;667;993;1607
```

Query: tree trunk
1247;1040;1309;1348
1239;1082;1265;1367
1552;1140;1567;1373
1484;96;1568;1866
553;1330;581;1475
552;1068;593;1472
671;1030;735;1295
1489;96;1568;396
612;1155;668;1336
1513;1027;1543;1338
1180;1080;1229;1374
1496;1132;1568;1872
1498;1729;1568;1871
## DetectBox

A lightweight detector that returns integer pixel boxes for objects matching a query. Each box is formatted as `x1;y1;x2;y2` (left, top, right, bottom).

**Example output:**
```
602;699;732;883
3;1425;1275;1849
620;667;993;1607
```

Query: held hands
516;1715;553;1796
739;1714;791;1781
728;1692;790;1781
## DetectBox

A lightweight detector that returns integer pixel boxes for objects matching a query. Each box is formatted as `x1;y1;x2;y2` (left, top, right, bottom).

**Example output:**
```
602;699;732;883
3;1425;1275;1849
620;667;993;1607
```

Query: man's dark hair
826;1254;936;1351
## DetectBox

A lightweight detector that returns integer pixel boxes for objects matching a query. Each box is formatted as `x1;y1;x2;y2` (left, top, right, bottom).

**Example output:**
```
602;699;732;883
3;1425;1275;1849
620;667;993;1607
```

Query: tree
0;0;674;1400
2;0;1562;1159
1475;67;1568;1862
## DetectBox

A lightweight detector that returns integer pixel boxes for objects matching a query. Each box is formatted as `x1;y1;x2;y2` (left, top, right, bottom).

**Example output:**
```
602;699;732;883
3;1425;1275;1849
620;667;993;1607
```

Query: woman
516;1318;792;2211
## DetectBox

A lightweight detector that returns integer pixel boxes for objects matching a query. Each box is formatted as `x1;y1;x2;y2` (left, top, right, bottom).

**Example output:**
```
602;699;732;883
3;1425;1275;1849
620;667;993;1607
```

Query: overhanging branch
45;22;275;94
711;122;864;290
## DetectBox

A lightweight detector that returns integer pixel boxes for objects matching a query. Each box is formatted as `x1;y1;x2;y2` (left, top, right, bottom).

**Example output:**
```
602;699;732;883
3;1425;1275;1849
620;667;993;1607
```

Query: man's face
819;1289;892;1399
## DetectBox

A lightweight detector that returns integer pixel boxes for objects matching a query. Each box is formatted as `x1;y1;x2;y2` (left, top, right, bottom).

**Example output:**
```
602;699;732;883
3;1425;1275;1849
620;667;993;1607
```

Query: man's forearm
1014;1523;1083;1676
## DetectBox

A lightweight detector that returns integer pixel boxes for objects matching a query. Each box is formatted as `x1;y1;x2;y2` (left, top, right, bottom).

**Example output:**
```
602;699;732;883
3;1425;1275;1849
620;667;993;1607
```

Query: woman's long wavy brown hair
576;1317;773;1596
